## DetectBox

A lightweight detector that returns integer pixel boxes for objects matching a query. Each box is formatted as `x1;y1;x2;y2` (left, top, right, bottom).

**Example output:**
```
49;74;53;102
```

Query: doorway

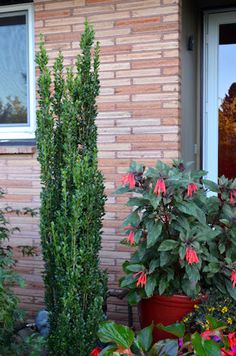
203;11;236;181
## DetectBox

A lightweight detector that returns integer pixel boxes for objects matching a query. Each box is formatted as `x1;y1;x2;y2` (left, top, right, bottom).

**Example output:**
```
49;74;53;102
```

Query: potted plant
92;316;235;355
115;160;236;340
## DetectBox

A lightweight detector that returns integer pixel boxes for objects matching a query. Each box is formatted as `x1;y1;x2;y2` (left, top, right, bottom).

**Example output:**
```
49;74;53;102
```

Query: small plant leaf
158;240;179;252
149;339;178;356
146;222;162;248
145;275;157;297
97;321;134;349
157;322;185;338
127;290;141;305
135;324;153;352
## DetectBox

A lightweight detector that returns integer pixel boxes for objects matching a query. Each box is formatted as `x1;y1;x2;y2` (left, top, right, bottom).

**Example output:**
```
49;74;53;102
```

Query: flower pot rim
139;293;206;305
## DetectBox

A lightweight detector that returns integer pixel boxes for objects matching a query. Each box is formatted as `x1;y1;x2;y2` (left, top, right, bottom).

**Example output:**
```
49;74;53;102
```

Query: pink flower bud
185;247;199;264
154;178;166;196
187;183;198;197
121;172;135;189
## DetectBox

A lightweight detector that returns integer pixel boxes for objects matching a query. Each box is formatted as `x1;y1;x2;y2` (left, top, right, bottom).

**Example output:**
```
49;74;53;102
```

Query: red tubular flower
228;332;236;350
231;270;236;288
90;347;101;356
126;230;135;245
229;190;236;203
200;330;215;340
123;225;133;231
133;271;147;287
185;247;199;264
121;172;135;189
221;348;234;356
154;178;166;196
187;183;198;197
117;348;132;356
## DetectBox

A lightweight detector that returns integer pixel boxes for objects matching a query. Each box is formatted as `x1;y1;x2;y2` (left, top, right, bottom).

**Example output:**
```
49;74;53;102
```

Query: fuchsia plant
115;160;236;304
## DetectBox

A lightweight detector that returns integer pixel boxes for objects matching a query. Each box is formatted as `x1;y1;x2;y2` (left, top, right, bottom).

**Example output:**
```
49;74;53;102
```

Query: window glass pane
0;13;28;125
218;23;236;178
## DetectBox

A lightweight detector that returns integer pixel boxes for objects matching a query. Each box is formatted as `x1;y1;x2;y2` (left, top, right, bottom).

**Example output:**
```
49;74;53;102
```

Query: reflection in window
0;14;27;125
218;24;236;178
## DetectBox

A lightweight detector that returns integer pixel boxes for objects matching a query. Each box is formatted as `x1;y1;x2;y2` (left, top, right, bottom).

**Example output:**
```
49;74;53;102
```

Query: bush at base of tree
0;188;24;351
0;190;38;355
36;21;107;355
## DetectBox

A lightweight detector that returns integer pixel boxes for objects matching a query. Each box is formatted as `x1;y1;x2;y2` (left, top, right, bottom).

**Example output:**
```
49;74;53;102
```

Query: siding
1;0;181;324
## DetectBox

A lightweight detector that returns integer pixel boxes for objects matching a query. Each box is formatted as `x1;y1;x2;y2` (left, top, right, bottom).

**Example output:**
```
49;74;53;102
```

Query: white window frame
203;10;236;182
0;3;35;141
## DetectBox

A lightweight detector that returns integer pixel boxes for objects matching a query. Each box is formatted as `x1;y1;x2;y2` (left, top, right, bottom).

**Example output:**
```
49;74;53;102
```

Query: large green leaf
203;179;219;193
156;160;170;172
206;315;225;330
149;339;178;356
158;240;179;252
126;264;144;272
158;276;169;295
225;279;236;301
123;211;140;228
127;290;141;305
146;221;162;248
160;251;174;267
127;197;149;207
99;344;117;356
182;277;200;297
145;193;161;209
203;262;220;274
130;161;144;173
179;245;186;260
135;324;153;352
157;322;185;338
149;259;159;273
114;186;131;194
191;332;206;355
191;332;221;356
202;339;221;356
120;274;135;288
97;321;134;349
134;230;143;244
186;264;200;284
176;201;206;224
145;275;157;297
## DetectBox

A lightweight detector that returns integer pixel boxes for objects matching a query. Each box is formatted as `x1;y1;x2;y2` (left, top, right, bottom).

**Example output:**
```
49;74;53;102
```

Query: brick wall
1;0;181;324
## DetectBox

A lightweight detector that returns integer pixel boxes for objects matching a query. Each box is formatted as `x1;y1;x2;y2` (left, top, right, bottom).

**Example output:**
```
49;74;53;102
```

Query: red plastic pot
139;294;200;341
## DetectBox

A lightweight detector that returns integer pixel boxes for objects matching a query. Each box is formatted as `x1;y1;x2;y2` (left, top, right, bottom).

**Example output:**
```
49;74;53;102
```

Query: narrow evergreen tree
36;21;107;355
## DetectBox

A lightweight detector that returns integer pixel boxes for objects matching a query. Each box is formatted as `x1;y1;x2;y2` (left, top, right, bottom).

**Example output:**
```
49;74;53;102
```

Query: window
0;3;35;141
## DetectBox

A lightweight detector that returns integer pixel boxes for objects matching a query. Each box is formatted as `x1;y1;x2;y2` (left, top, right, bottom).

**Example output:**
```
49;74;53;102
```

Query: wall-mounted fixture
187;35;194;51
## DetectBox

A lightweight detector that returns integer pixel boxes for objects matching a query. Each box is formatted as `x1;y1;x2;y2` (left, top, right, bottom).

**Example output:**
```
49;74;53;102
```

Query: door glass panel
0;13;28;125
218;23;236;178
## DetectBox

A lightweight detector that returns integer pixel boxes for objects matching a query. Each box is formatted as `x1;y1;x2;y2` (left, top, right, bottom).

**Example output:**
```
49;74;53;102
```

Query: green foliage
98;321;135;349
0;188;38;354
96;321;154;355
156;323;185;338
95;318;233;355
149;339;179;356
0;187;25;351
183;287;236;333
21;333;46;356
116;160;236;302
3;333;46;356
36;20;107;355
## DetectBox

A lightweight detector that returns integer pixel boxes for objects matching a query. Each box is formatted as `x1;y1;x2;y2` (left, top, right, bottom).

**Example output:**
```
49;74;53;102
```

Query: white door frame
203;11;236;182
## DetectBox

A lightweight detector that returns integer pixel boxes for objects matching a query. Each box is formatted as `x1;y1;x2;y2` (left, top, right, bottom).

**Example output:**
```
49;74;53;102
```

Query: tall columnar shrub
36;21;107;355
